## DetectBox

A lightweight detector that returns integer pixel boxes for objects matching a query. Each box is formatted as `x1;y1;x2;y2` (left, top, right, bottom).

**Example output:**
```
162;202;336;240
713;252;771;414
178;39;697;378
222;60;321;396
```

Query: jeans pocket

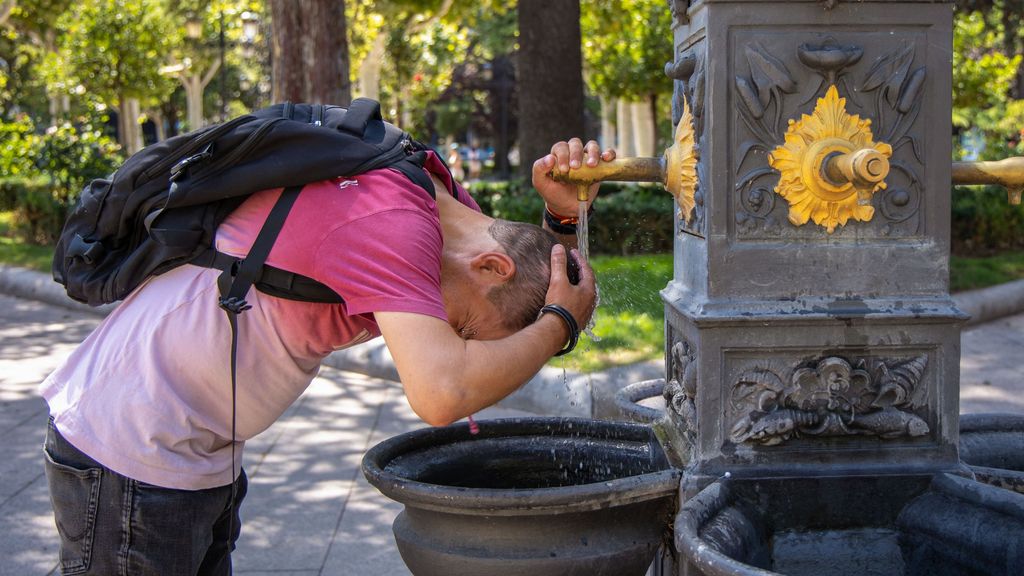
43;446;102;575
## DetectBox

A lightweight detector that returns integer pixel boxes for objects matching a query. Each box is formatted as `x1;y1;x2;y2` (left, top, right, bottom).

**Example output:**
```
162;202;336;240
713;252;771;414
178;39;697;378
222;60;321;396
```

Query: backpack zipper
313;104;324;127
141;114;254;183
348;136;414;176
188;117;286;186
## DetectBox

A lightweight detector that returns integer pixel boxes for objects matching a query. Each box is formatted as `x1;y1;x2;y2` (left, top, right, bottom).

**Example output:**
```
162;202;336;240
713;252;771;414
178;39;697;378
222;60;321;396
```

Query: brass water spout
551;101;699;221
952;158;1024;204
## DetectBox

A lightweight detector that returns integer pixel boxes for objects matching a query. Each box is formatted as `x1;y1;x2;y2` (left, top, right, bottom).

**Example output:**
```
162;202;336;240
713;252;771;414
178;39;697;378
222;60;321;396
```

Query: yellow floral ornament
668;98;698;223
768;85;892;233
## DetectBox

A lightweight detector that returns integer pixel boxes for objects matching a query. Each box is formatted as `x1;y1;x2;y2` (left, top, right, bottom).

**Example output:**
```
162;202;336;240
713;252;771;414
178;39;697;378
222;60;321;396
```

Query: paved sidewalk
0;295;528;575
1;293;1022;575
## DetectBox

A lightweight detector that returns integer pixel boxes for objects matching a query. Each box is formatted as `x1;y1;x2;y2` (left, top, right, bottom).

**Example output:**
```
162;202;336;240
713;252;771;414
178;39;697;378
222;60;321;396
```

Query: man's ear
469;251;516;285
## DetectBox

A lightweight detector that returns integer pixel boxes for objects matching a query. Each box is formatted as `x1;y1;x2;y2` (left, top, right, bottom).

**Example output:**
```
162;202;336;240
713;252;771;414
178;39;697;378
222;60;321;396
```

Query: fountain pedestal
657;1;1021;574
663;0;962;491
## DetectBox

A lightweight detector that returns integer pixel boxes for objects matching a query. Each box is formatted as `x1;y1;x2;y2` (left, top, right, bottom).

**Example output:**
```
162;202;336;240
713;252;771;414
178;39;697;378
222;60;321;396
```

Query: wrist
543;204;593;236
539;304;579;356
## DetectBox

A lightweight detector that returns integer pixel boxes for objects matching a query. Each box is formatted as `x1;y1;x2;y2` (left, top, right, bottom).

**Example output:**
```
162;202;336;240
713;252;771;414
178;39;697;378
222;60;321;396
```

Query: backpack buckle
67;233;106;265
170;143;214;182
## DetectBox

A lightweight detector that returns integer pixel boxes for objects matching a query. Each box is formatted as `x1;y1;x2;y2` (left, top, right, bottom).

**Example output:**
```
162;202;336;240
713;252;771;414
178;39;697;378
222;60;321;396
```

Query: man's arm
376;310;570;425
376;244;593;426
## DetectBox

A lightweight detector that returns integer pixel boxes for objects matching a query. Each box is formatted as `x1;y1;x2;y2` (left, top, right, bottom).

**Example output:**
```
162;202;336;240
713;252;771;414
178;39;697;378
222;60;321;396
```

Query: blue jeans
43;417;248;576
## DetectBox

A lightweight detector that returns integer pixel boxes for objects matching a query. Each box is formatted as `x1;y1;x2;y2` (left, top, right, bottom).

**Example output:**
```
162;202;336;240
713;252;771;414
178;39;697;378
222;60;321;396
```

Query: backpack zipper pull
170;143;215;182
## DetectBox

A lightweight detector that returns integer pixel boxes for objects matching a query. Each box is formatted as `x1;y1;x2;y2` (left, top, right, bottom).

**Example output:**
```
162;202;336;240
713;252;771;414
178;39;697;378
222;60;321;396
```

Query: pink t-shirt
41;152;477;490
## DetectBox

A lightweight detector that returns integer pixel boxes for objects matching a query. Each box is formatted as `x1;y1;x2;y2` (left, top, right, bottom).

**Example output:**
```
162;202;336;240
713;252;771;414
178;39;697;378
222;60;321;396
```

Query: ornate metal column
660;0;964;496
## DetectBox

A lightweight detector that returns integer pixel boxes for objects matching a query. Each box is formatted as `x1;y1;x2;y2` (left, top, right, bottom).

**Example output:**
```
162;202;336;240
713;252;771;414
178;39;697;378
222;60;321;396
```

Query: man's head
485;219;558;332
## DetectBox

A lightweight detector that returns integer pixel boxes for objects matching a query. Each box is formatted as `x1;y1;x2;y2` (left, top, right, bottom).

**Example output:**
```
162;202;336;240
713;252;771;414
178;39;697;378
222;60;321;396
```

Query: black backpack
52;98;436;310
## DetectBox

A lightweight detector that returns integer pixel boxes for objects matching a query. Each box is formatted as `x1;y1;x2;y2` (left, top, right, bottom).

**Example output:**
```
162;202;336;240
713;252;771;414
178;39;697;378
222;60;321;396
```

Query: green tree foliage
348;0;515;140
0;113;37;176
45;0;177;113
952;8;1024;159
0;113;121;243
0;0;75;120
580;0;673;101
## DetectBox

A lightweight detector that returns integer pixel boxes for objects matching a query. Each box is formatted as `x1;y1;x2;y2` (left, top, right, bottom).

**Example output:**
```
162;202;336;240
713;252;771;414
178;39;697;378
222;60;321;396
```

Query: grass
1;209;1022;372
0;212;54;271
950;252;1024;292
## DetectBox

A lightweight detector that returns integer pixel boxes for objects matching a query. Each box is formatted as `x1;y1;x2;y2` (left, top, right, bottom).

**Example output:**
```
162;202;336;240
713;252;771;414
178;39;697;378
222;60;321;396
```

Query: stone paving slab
960;312;1024;414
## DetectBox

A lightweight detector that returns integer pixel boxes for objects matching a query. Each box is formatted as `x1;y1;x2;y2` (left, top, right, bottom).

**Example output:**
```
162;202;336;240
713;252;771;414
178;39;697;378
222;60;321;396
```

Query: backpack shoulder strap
391;149;435;199
216;185;305;313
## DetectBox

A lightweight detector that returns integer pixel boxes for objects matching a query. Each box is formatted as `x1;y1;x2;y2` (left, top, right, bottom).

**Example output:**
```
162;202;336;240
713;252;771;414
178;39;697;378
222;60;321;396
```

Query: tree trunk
181;59;219;132
151;109;167;142
517;0;585;179
184;75;204;132
616;99;635;157
0;0;14;27
600;97;616;151
119;98;144;155
630;100;655;157
357;35;386;101
270;0;351;105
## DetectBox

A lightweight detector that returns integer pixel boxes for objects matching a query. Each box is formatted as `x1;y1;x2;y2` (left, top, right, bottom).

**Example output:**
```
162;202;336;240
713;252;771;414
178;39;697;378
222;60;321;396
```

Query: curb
5;264;1023;416
0;265;117;317
952;279;1024;328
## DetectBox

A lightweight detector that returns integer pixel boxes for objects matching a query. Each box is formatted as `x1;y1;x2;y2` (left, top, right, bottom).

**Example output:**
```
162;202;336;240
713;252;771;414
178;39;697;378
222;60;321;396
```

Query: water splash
576;200;601;343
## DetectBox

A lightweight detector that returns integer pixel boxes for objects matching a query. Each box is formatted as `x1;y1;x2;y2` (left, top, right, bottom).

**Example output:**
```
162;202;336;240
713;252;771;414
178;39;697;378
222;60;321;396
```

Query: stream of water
576;200;600;343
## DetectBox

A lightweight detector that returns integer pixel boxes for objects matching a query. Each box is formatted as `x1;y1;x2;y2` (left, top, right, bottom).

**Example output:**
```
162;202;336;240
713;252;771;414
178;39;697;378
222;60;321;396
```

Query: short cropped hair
486;219;558;332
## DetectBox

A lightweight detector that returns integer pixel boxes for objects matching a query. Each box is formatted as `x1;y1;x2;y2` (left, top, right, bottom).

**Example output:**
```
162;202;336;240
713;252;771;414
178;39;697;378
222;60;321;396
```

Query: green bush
0;115;39;180
0;117;122;245
466;180;674;255
465;178;545;224
0;177;63;244
951;185;1024;256
36;120;122;204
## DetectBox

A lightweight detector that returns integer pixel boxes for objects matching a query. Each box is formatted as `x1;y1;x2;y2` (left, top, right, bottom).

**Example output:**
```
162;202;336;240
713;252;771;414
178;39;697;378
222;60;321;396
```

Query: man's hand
544;244;597;334
532;138;617;218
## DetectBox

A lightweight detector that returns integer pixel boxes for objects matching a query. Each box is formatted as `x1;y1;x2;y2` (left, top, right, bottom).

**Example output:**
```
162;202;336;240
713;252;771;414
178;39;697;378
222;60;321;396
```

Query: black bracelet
543;208;578;235
540;304;580;356
542;205;594;236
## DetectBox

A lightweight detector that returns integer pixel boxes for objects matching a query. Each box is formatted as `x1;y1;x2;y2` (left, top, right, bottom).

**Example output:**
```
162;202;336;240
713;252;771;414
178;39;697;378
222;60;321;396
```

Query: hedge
951;185;1024;256
0;177;69;245
467;180;674;255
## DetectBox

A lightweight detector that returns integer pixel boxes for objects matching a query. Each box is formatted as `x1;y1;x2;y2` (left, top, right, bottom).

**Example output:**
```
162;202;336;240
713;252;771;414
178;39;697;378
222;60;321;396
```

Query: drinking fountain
363;1;1024;574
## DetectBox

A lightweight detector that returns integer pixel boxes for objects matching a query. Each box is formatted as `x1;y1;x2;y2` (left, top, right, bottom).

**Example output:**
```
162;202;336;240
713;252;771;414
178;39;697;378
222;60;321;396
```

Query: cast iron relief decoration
728;354;930;447
734;42;799;236
669;0;689;24
663;340;698;442
768;85;892;233
734;39;927;237
666;47;705;235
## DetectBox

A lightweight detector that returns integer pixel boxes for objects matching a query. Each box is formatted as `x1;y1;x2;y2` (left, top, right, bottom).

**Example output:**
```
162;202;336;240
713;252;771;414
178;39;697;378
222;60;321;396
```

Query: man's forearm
377;312;571;426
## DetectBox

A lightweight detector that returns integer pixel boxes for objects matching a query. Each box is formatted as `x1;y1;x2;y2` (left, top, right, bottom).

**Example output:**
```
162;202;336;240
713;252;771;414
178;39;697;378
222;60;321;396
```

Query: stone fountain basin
361;417;681;576
959;412;1024;494
675;472;1024;576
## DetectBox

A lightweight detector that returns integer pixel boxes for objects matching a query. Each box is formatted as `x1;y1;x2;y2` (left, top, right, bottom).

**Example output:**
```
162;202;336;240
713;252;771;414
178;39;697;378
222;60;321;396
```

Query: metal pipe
552;157;666;186
952;157;1024;204
823;149;889;188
